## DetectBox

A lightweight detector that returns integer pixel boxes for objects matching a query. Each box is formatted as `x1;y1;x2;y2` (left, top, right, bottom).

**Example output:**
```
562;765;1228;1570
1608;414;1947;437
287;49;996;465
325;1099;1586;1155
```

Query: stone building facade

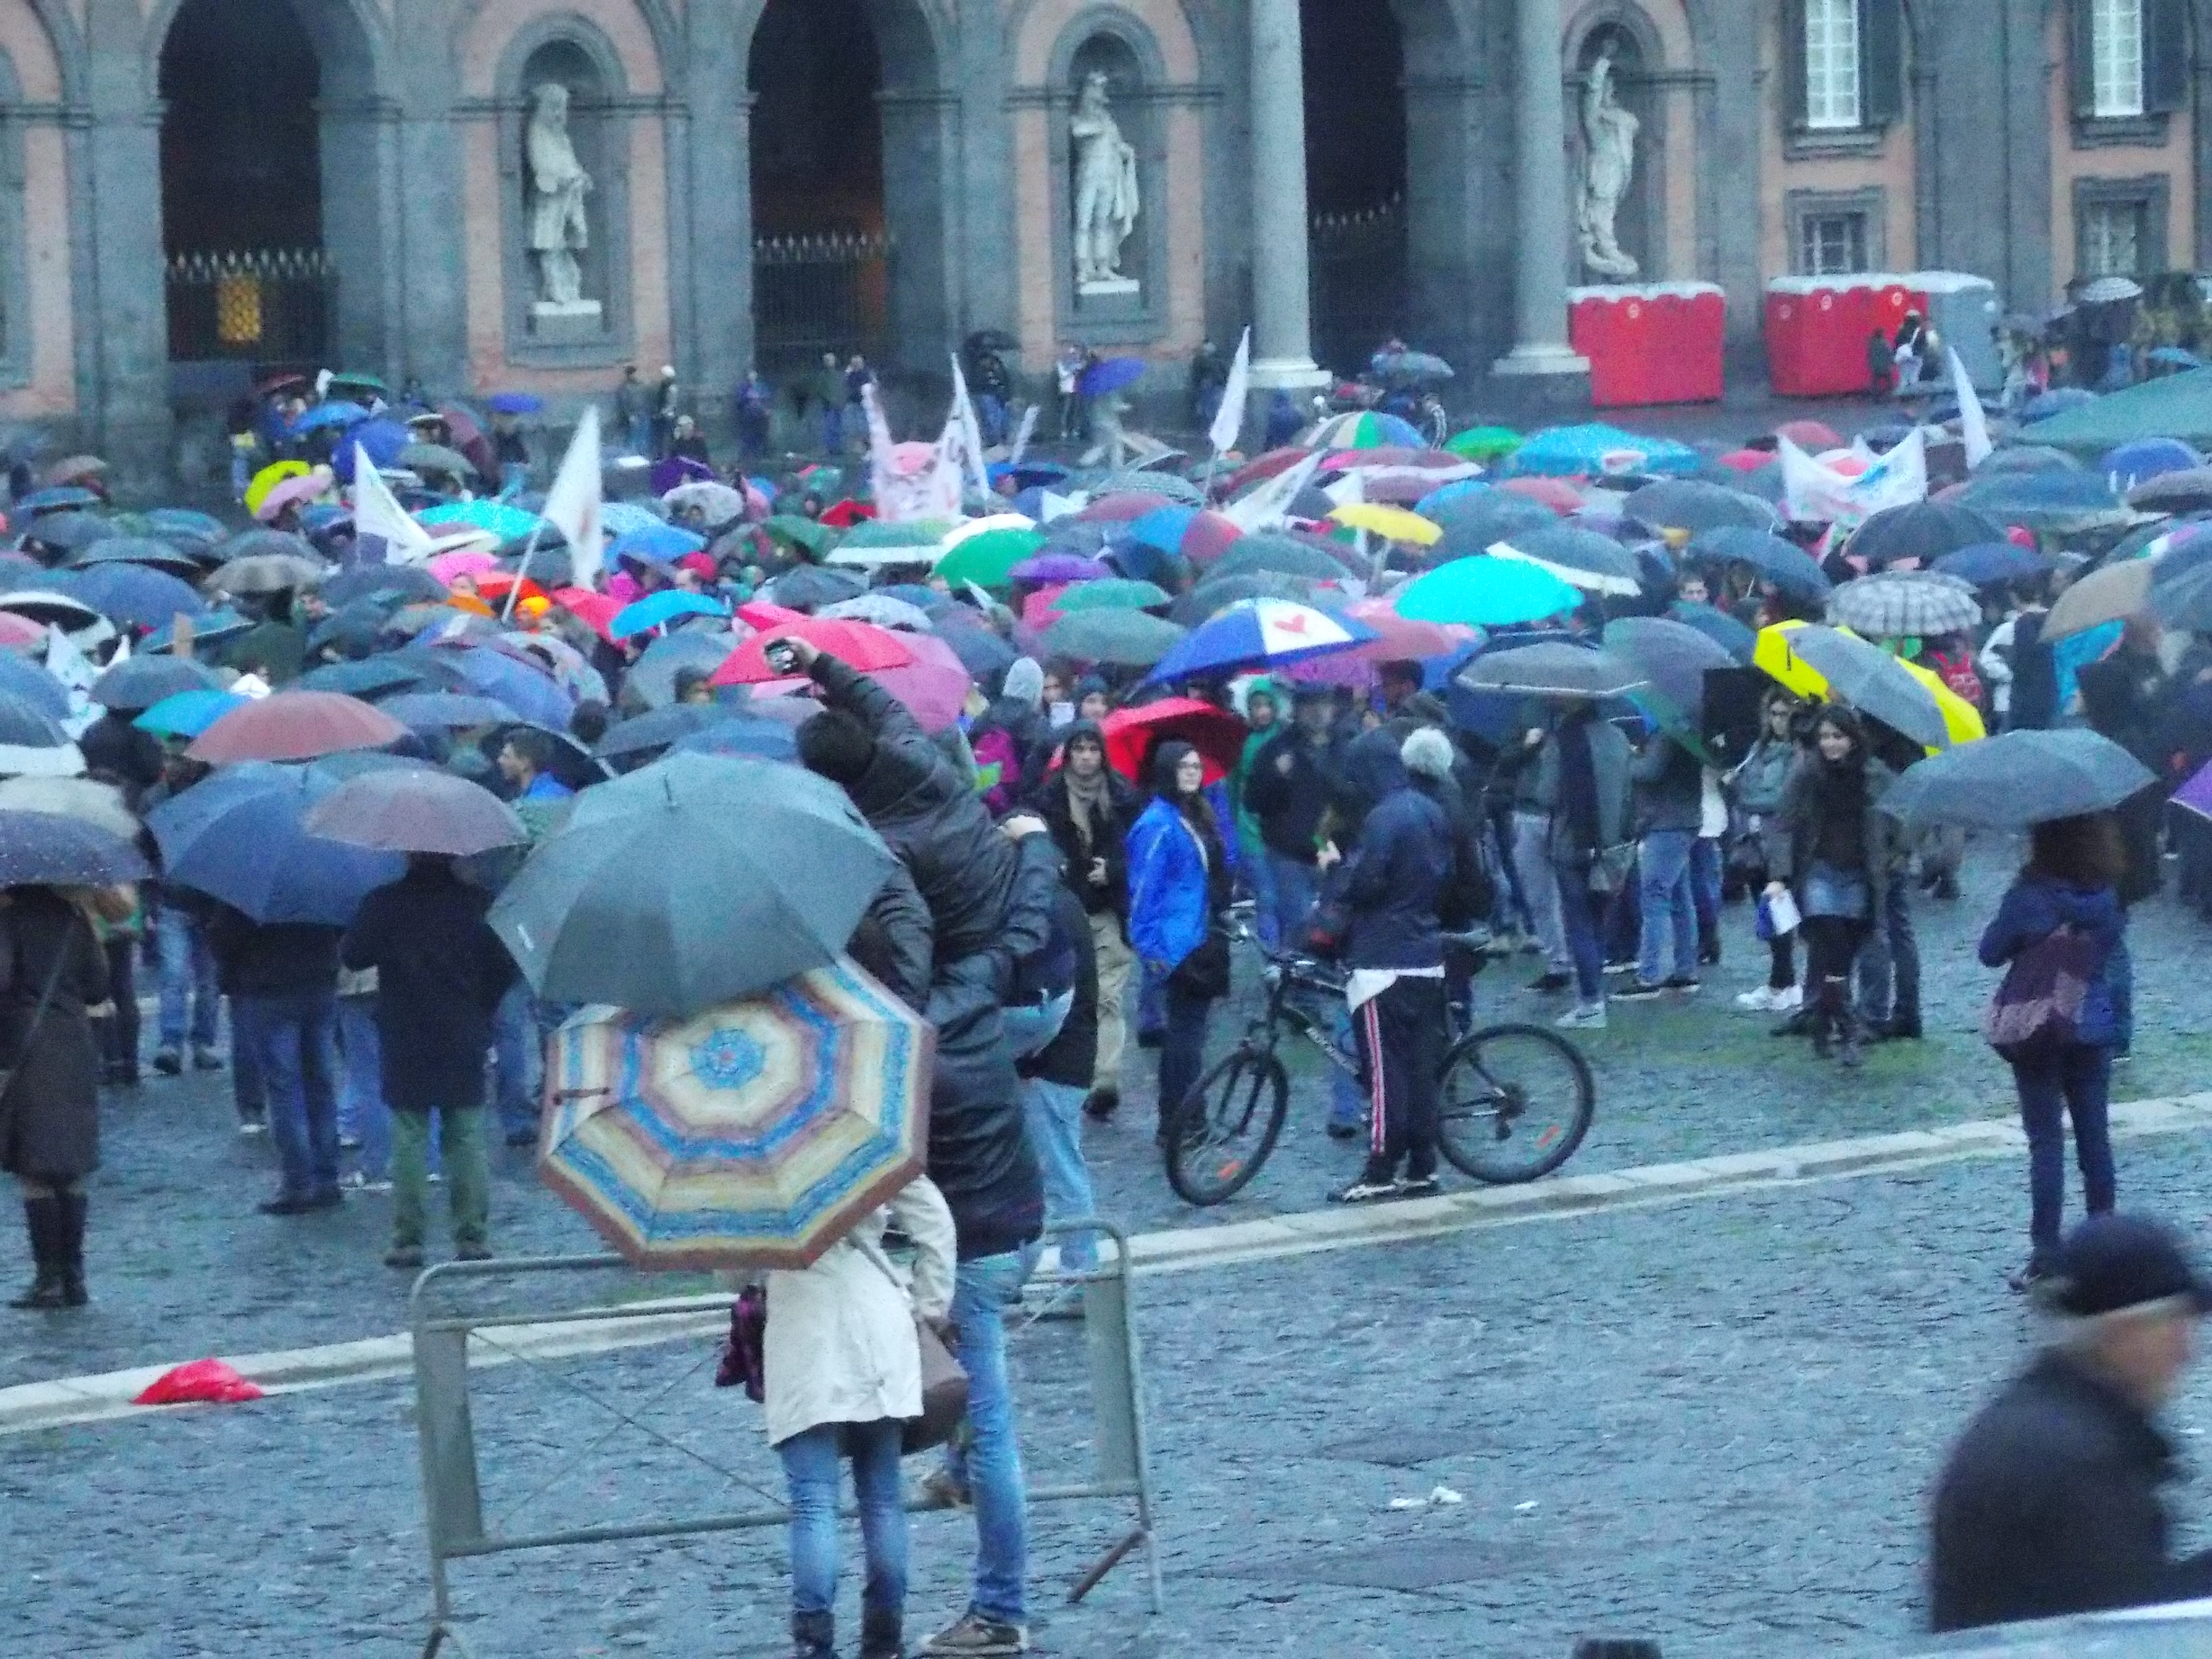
0;0;2207;473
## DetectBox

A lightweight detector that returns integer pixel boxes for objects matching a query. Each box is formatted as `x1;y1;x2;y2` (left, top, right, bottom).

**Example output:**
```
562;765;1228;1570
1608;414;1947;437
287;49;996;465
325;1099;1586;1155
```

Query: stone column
1491;0;1588;381
1246;0;1326;389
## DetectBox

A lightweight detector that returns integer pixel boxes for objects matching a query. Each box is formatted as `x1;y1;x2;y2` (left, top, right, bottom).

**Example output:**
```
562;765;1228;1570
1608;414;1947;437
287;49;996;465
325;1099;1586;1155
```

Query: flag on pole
540;406;605;589
351;443;436;565
1223;448;1325;532
1949;348;1993;469
1779;429;1928;529
1007;404;1039;466
1209;327;1251;457
949;356;991;502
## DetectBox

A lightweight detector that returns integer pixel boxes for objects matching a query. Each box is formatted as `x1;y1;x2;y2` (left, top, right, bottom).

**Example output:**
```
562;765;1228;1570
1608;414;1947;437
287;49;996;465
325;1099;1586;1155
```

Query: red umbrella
1498;476;1585;514
553;586;622;642
734;600;807;631
187;691;408;764
1775;419;1842;452
819;499;875;529
868;631;972;733
1076;491;1172;523
1096;697;1246;785
713;618;915;686
1222;447;1308;497
1714;448;1770;472
1340;600;1469;661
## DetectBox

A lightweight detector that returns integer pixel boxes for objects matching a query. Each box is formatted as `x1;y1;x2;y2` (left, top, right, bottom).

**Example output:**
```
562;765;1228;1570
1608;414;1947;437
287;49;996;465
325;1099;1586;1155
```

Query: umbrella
1054;578;1172;613
436;643;576;728
145;762;402;923
1430;494;1559;556
144;608;248;655
1768;625;1951;749
243;461;312;517
2044;558;2156;641
1144;599;1375;684
1600;616;1735;718
1505;423;1699;479
1623;480;1777;536
1958;470;2129;531
20;511;110;555
1978;445;2084;476
1826;572;1983;637
2128;466;2212;514
672;718;804;764
253;470;335;523
13;485;102;516
1041;608;1185;668
1667;600;1757;662
1121;506;1244;566
611;591;730;640
1842;502;2008;569
713;618;914;686
818;594;936;632
1457;642;1644;699
2026;369;2212;450
934;527;1047;589
296;659;432;700
2100;437;2200;487
1211;534;1349;583
1306;411;1426;451
70;536;202;578
379;692;518;733
594;703;728;764
1011;553;1110;585
1328;504;1441;547
664;481;747;525
1444;425;1520;461
1488;526;1643;597
187;690;409;765
2080;275;2145;304
420;499;542;543
303;768;526;857
625;632;730;710
1684;526;1831;599
1774;420;1842;452
766;566;867;613
0;776;136;841
208;553;325;596
1371;349;1454;382
493;755;895;1016
0;656;66;722
487;392;544;415
1096;697;1246;785
0;590;102;636
395;442;472;479
1078;357;1146;398
58;564;204;630
0;811;146;889
1077;491;1172;525
90;655;218;713
611;521;708;571
0;691;82;777
854;631;968;734
319;564;450;609
1394;556;1579;627
134;689;247;739
1886;730;2152;831
1932;542;2054;589
538;962;932;1269
289;401;369;435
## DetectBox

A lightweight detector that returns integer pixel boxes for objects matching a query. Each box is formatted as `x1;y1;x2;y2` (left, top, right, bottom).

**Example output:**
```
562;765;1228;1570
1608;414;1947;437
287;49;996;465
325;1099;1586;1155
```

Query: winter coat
763;1174;957;1448
1527;713;1632;861
1760;755;1899;912
809;653;1022;970
1126;795;1215;974
1931;1350;2212;1631
0;890;108;1182
1030;742;1138;924
1631;736;1705;836
1334;739;1451;971
206;909;343;999
1016;881;1100;1091
1729;736;1797;817
340;863;520;1113
1977;874;2126;1048
1243;727;1346;865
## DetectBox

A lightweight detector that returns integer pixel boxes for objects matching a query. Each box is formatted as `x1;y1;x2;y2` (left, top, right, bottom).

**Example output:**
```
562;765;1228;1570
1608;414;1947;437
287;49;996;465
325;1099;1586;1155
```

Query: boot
57;1190;86;1307
860;1606;904;1659
1836;1005;1865;1070
8;1198;66;1310
792;1610;835;1659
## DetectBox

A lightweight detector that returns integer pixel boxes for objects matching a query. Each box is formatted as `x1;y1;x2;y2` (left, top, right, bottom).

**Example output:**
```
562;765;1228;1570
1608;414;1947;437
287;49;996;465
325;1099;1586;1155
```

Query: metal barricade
409;1220;1159;1656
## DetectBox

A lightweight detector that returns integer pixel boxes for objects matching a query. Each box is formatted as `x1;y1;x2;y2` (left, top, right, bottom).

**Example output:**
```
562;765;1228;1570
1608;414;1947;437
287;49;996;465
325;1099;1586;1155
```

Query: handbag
855;1234;970;1455
1168;925;1232;999
1586;843;1635;897
714;1284;768;1401
1984;924;2098;1058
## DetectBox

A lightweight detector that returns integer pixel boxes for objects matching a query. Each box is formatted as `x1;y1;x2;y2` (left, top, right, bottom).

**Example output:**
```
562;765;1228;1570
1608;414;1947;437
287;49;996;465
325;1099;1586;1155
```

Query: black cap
2041;1215;2212;1318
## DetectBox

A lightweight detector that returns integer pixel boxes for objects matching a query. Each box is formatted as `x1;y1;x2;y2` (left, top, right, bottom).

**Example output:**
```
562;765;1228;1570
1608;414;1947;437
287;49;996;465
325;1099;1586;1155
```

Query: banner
1222;449;1325;533
351;443;437;565
1779;428;1926;529
1209;326;1251;457
1949;347;1993;469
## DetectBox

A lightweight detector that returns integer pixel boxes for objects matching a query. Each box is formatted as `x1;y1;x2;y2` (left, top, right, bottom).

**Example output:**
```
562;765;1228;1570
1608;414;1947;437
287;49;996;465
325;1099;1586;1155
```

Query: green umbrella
763;516;834;559
1042;609;1186;668
2028;368;2212;451
934;526;1047;589
1055;577;1172;613
1446;425;1522;462
842;517;951;550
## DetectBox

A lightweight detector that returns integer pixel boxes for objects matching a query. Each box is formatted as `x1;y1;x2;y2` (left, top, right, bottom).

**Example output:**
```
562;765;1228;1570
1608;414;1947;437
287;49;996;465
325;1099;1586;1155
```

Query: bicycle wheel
1436;1023;1594;1183
1165;1046;1290;1206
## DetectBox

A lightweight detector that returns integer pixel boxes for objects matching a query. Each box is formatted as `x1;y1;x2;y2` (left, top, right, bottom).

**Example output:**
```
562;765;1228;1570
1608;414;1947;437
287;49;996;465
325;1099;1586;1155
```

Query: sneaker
2008;1257;2053;1295
1395;1174;1442;1199
1612;981;1668;1003
921;1613;1027;1656
384;1245;426;1271
1526;970;1573;993
1734;986;1780;1012
152;1049;182;1078
237;1115;268;1137
1556;1003;1608;1031
1602;958;1638;977
457;1243;493;1262
915;1468;972;1511
1324;1120;1361;1141
1770;984;1803;1013
1660;975;1702;995
191;1046;225;1072
1328;1178;1401;1205
338;1171;393;1194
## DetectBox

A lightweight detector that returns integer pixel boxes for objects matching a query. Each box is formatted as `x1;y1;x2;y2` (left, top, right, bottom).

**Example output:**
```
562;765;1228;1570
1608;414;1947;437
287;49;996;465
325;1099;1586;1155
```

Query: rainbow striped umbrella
541;960;935;1270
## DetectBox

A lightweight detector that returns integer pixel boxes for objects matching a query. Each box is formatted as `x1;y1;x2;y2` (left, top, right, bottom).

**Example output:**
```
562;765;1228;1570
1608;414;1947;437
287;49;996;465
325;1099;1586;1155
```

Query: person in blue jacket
1126;742;1231;1142
1979;811;2129;1292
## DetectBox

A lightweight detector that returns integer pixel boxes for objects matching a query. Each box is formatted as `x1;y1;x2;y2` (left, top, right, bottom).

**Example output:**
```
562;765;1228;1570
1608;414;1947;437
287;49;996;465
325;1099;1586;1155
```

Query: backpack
1983;924;2098;1058
1930;649;1984;710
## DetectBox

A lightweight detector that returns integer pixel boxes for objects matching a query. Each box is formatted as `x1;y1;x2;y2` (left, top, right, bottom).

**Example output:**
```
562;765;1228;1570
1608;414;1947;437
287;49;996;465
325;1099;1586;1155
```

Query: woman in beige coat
766;1172;956;1659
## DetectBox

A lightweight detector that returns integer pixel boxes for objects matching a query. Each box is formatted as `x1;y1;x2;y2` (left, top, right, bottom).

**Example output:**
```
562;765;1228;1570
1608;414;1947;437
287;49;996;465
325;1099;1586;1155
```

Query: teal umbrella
1393;556;1580;626
1041;609;1186;668
2026;367;2212;451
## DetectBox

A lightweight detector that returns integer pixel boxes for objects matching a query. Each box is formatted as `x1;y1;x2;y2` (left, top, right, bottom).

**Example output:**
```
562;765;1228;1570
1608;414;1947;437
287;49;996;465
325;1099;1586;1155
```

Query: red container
1567;282;1726;408
1765;276;1934;396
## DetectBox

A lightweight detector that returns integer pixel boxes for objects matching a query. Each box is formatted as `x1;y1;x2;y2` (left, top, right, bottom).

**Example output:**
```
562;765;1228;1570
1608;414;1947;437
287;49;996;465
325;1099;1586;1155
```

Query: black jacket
1016;881;1099;1090
1030;741;1139;923
1330;736;1452;971
1244;726;1345;865
1632;736;1705;836
206;908;342;998
340;864;518;1113
1931;1350;2212;1631
810;653;1022;970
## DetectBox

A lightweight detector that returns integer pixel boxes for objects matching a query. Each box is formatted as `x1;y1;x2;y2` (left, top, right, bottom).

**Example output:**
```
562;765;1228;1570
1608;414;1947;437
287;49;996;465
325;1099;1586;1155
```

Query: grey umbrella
1883;729;2154;830
1623;480;1778;536
1825;571;1983;638
0;810;147;888
1600;616;1735;718
489;754;895;1018
1455;641;1645;699
623;630;729;712
1785;625;1951;749
90;654;219;712
1490;525;1644;598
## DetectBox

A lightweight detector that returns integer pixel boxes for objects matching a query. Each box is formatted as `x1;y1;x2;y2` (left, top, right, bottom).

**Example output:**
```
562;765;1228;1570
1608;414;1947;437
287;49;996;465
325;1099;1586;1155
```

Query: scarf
1063;764;1113;844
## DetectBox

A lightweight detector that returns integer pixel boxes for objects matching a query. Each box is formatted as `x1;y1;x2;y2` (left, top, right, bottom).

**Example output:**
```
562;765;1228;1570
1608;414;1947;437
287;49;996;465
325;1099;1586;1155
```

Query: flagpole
501;517;546;624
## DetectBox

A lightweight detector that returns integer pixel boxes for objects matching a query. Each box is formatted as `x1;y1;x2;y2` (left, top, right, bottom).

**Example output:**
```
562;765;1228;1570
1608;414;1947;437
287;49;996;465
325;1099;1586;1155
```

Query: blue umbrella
420;498;543;542
1505;423;1699;479
1102;538;1190;590
56;563;204;629
145;762;404;923
320;563;447;608
610;520;708;569
146;507;227;541
290;401;371;435
1666;601;1756;663
1932;542;2053;588
488;392;545;415
380;691;518;732
599;501;667;540
611;590;730;640
332;418;411;482
12;486;100;516
1958;470;2125;527
1143;598;1375;684
1685;526;1831;599
2150;347;2204;370
1414;478;1493;518
134;689;246;739
1079;357;1146;399
144;608;251;654
1121;505;1202;557
0;810;148;888
0;654;70;720
295;658;432;700
90;654;217;713
436;645;575;727
672;718;801;763
2099;437;2201;489
2019;387;2098;424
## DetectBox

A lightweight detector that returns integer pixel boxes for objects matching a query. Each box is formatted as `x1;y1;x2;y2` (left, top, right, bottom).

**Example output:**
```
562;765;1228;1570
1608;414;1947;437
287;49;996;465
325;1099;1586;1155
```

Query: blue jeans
822;407;845;454
231;994;267;1122
252;990;340;1200
945;1252;1031;1625
779;1419;908;1620
1552;855;1606;1005
1264;853;1318;954
2011;1043;2116;1257
626;415;653;458
493;980;541;1139
156;904;219;1052
1157;982;1212;1134
1022;1078;1098;1271
1238;831;1280;950
1855;880;1921;1024
337;997;391;1182
1690;835;1723;954
1636;829;1697;986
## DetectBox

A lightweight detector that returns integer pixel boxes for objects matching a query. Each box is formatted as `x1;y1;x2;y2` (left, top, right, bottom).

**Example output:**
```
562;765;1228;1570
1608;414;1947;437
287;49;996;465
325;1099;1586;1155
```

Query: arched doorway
1302;0;1408;377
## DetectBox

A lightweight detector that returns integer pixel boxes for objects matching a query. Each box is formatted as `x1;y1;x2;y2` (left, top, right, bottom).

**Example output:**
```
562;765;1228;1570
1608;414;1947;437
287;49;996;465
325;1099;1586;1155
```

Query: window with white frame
2092;0;2146;119
2080;198;2147;277
1804;0;1863;130
1800;212;1871;276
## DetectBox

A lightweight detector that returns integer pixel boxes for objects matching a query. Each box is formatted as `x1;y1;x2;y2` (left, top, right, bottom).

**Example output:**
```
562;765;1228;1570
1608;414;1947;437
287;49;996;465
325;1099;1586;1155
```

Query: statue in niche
1575;43;1641;281
526;81;595;307
1070;69;1141;290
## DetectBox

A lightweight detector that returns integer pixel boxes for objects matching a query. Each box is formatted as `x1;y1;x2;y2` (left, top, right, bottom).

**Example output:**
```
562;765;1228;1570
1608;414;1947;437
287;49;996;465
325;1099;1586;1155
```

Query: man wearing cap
1930;1214;2212;1631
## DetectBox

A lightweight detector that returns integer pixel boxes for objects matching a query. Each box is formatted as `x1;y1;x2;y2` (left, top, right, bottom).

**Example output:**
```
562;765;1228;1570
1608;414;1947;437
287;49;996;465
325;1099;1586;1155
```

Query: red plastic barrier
1568;284;1725;408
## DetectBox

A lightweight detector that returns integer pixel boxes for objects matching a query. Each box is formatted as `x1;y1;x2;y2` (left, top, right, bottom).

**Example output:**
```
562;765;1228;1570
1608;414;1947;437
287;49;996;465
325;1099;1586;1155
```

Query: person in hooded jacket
970;658;1051;817
1243;685;1345;947
1980;812;2129;1290
1029;719;1138;1120
1127;741;1232;1143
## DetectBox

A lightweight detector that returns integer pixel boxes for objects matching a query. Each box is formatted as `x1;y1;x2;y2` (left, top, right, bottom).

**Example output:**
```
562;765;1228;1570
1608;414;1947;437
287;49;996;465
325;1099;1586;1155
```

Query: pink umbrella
713;617;915;685
1342;601;1469;661
1498;476;1585;514
0;613;47;653
253;470;332;524
187;691;408;764
430;549;499;587
1715;449;1771;472
553;586;622;642
1077;492;1172;523
1020;584;1070;630
868;632;972;733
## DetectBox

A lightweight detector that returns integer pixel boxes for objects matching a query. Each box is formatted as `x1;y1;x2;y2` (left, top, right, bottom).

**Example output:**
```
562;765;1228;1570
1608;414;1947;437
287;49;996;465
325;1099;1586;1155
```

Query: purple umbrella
1010;553;1111;585
1079;357;1146;399
435;643;575;728
303;768;527;857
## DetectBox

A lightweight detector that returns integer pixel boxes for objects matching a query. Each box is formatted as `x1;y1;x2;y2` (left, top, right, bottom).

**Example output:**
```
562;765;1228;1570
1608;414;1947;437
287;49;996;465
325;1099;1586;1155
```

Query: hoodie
1328;728;1451;970
1978;873;2127;1048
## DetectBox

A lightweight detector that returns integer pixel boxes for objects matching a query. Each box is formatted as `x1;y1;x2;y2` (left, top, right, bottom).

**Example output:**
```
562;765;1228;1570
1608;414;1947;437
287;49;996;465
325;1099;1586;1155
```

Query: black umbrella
320;563;449;607
1171;571;1317;625
1623;480;1778;536
2129;466;2212;515
1841;502;2006;569
1686;526;1831;599
1883;730;2155;830
89;654;219;713
1784;625;1951;750
767;566;866;612
1211;534;1351;583
1456;641;1645;699
933;615;1019;682
295;658;430;700
1600;616;1735;718
70;536;202;578
0;810;148;888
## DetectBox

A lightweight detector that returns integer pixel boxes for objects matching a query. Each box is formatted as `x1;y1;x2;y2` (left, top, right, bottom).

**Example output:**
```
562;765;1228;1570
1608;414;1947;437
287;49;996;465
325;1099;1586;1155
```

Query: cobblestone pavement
13;1129;2212;1657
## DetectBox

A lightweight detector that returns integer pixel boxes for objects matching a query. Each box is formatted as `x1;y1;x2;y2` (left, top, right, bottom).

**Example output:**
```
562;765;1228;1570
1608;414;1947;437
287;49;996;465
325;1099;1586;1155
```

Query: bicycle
1162;919;1596;1206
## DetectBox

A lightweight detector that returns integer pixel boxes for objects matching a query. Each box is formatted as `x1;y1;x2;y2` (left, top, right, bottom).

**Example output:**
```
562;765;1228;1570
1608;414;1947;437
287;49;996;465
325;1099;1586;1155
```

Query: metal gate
164;247;334;363
752;231;891;376
1308;197;1408;380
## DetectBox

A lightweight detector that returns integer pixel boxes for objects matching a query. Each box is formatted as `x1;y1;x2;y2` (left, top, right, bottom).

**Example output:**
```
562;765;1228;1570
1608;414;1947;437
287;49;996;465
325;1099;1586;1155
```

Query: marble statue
526;82;594;308
1575;47;1641;281
1070;70;1141;290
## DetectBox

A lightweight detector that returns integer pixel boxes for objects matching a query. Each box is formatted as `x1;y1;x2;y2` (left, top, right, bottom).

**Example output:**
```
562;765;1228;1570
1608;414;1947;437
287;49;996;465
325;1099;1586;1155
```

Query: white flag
948;356;991;503
1007;404;1040;466
1779;431;1926;529
351;443;436;565
1949;347;1993;469
540;406;604;589
1209;327;1251;457
1223;448;1325;532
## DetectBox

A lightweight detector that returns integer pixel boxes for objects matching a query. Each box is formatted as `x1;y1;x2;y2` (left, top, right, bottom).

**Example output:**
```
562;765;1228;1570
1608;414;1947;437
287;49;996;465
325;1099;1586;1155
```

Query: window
2080;198;2147;276
1800;212;1870;276
1803;0;1862;130
2091;0;2145;118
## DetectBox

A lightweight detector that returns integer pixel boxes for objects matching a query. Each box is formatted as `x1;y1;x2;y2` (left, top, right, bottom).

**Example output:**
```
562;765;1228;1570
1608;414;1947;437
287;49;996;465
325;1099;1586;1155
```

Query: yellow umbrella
1756;620;1984;751
1329;503;1442;548
1896;657;1987;747
243;459;311;518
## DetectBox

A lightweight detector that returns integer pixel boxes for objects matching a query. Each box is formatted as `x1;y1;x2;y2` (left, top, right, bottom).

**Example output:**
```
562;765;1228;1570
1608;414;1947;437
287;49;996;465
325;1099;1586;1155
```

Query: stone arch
458;0;663;99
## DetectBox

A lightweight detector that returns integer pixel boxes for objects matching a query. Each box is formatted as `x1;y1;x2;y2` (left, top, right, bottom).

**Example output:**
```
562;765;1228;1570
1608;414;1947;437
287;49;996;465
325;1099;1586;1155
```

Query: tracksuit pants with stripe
1353;975;1448;1186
